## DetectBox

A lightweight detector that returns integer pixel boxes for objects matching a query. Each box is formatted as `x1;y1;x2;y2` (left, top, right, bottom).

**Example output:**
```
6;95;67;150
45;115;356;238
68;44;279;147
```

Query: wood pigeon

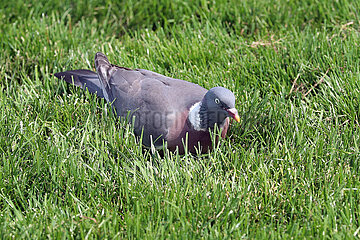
54;52;240;154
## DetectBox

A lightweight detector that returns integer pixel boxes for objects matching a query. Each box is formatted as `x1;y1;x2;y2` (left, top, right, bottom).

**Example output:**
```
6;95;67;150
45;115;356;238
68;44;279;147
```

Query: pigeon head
198;87;240;130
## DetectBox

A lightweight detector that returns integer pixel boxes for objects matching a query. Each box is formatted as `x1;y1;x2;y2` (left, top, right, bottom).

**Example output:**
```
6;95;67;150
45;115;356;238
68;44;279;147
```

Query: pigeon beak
226;108;240;122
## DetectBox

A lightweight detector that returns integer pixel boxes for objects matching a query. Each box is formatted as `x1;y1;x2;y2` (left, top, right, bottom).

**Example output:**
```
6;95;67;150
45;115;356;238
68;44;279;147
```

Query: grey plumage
54;69;104;98
199;87;236;130
54;52;239;153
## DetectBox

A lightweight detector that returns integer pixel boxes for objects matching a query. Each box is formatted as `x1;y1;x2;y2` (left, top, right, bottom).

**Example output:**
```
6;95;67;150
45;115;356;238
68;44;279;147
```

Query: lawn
1;0;360;238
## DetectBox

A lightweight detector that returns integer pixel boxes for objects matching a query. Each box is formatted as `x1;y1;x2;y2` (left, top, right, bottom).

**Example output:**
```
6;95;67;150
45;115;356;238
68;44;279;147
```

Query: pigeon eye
215;98;220;104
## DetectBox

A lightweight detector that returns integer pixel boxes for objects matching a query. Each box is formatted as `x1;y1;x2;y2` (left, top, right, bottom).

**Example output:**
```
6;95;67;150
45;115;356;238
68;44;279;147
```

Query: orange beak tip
226;108;240;123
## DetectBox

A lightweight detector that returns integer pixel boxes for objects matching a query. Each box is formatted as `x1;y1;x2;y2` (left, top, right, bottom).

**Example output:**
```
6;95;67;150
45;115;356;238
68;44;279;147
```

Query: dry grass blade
303;68;331;98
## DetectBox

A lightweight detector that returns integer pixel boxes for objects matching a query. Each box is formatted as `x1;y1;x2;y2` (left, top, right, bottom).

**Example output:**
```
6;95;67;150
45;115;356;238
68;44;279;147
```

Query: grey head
199;87;240;130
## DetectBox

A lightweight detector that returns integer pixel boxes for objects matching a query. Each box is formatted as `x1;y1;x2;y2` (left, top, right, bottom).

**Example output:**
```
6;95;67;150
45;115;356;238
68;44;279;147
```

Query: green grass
1;0;360;238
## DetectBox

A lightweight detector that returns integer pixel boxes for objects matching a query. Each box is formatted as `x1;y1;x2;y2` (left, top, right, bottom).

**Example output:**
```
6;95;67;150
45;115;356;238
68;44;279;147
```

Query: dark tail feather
54;69;105;98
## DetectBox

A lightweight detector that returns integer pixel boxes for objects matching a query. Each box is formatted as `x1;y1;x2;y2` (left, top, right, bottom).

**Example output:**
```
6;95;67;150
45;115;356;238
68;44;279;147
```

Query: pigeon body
55;52;239;154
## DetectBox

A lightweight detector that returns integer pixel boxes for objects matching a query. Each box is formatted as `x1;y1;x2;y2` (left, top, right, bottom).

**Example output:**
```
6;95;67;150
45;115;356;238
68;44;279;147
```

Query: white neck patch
188;102;206;131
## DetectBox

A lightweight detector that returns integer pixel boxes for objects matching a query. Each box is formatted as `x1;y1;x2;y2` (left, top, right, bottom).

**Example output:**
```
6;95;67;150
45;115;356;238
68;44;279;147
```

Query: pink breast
166;112;230;154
